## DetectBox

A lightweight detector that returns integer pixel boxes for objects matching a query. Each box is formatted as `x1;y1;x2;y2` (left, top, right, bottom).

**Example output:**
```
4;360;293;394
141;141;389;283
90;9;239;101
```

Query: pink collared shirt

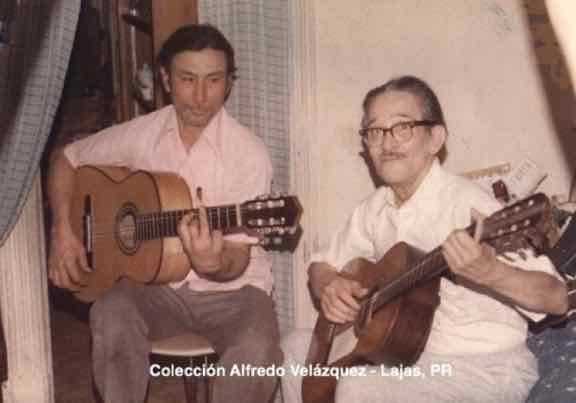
65;106;274;293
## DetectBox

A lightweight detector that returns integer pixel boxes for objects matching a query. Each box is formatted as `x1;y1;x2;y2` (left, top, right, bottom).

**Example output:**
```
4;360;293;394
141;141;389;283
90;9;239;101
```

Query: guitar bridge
355;295;376;335
83;195;93;268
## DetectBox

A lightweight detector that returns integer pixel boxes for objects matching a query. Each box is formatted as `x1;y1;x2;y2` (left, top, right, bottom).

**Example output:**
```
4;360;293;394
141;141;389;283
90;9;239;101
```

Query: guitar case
530;212;576;333
546;212;576;277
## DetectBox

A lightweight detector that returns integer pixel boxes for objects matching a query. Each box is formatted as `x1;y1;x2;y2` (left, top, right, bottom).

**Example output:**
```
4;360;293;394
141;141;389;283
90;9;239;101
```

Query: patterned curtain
198;0;294;336
0;0;80;245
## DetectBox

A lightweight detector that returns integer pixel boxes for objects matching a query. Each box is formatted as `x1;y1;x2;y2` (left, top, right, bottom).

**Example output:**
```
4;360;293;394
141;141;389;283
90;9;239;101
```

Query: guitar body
71;166;192;302
302;242;441;403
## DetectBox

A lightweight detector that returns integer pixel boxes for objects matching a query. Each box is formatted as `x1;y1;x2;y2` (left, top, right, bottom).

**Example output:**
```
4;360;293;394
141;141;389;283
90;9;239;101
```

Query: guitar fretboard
135;205;240;240
367;222;481;313
365;197;544;313
370;246;448;312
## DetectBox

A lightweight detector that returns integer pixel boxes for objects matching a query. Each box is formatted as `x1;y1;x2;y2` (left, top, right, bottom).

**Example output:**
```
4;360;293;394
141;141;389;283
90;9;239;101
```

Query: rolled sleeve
310;199;376;271
63;121;139;168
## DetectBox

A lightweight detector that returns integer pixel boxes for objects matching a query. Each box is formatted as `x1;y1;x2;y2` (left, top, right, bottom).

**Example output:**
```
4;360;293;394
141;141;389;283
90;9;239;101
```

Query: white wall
291;0;575;327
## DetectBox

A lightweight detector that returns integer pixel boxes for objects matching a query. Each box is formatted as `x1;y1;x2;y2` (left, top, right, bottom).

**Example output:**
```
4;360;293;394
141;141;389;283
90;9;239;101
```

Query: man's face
160;48;231;131
364;90;445;189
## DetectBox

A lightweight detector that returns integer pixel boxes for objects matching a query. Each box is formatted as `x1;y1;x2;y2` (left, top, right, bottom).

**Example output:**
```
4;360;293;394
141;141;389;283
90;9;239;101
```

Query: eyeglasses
359;120;437;147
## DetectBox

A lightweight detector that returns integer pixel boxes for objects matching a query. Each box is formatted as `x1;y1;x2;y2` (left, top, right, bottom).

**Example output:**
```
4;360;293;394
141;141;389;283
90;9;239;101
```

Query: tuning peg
499;253;514;263
517;249;527;260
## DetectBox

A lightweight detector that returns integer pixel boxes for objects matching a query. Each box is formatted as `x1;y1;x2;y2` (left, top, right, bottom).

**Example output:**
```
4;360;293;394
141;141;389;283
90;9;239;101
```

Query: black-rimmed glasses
359;120;437;147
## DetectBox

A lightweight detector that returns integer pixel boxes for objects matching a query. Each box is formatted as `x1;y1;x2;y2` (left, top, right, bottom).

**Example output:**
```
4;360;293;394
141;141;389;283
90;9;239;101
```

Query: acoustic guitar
302;193;558;403
69;165;302;302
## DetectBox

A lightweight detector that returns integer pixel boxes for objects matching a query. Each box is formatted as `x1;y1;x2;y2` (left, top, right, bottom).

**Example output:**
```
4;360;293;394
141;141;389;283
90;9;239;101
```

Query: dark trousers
90;279;282;403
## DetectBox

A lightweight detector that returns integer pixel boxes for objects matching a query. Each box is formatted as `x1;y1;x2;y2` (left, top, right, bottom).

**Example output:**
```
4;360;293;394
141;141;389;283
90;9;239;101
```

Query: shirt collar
163;105;179;136
164;105;227;152
199;107;226;151
383;158;445;211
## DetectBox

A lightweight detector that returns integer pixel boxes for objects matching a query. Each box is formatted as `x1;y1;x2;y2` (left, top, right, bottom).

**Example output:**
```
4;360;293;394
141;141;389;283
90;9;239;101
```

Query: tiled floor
50;289;186;403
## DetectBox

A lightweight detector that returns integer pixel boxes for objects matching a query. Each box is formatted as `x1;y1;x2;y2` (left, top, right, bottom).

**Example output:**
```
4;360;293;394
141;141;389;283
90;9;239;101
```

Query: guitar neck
371;246;449;311
136;204;241;240
370;223;483;311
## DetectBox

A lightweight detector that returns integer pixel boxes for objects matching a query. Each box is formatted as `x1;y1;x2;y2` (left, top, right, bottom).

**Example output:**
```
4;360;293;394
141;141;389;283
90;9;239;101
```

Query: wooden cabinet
112;0;198;121
51;0;198;147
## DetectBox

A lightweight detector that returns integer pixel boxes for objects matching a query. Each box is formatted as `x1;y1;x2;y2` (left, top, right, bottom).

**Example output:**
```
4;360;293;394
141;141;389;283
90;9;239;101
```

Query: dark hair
361;75;448;162
361;76;446;128
156;24;237;79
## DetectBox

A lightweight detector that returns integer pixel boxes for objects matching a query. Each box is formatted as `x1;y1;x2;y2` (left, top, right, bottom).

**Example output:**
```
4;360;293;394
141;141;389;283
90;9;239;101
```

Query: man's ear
225;77;234;98
429;124;447;156
222;76;234;102
159;67;171;94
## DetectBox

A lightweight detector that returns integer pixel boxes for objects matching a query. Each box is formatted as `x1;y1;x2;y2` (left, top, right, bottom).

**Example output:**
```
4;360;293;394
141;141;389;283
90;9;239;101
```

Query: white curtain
198;0;294;336
0;0;80;244
0;1;80;401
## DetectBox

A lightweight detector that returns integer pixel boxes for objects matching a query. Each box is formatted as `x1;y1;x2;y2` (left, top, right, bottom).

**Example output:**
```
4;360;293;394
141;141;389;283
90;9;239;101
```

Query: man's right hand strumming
309;262;368;324
48;225;90;291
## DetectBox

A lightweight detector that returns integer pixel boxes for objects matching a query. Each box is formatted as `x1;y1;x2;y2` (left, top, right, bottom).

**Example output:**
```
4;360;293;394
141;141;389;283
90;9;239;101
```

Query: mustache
179;105;209;113
377;152;407;160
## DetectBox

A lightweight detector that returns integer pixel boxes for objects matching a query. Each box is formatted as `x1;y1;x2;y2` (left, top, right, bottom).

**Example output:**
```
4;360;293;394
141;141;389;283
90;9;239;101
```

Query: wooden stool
150;332;216;403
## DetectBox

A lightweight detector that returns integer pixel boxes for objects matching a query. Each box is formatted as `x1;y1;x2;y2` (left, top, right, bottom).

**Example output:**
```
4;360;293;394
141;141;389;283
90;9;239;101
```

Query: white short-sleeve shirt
311;159;561;355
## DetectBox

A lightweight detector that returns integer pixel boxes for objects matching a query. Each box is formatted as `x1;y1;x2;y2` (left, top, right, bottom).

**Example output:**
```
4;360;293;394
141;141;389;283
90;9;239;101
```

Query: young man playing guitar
282;76;568;403
48;24;282;403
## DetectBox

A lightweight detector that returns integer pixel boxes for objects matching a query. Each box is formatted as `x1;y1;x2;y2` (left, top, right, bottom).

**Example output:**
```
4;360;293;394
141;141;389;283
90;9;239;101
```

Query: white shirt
311;159;560;355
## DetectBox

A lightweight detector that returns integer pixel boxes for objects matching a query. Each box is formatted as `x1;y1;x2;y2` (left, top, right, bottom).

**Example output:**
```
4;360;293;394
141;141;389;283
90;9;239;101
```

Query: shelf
114;0;198;121
121;13;151;34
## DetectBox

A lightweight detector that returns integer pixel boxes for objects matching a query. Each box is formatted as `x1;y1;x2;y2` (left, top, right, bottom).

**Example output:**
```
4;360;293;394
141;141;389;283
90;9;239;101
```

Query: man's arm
47;148;75;226
442;210;569;316
469;259;568;315
47;148;90;290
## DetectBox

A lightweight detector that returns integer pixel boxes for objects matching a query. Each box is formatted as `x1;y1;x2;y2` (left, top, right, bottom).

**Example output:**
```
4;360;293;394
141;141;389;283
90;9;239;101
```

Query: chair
150;332;216;403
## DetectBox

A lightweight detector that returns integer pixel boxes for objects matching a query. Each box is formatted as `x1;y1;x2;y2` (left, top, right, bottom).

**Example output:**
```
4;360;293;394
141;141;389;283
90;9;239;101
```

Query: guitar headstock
482;193;559;257
241;193;303;251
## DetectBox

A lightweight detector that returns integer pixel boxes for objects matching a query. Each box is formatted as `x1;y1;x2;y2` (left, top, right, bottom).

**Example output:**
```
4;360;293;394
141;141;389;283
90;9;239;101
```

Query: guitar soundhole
116;203;140;255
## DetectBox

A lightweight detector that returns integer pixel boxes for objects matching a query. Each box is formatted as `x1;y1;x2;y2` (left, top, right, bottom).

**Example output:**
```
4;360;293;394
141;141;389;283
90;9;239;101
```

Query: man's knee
335;375;368;402
90;286;144;344
336;373;404;403
231;287;283;365
232;325;283;366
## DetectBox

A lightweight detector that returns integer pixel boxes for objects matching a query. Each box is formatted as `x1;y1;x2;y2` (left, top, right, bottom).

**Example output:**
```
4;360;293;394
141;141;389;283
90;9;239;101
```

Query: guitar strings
78;201;288;241
84;207;249;240
80;205;250;229
367;248;445;311
84;208;239;232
